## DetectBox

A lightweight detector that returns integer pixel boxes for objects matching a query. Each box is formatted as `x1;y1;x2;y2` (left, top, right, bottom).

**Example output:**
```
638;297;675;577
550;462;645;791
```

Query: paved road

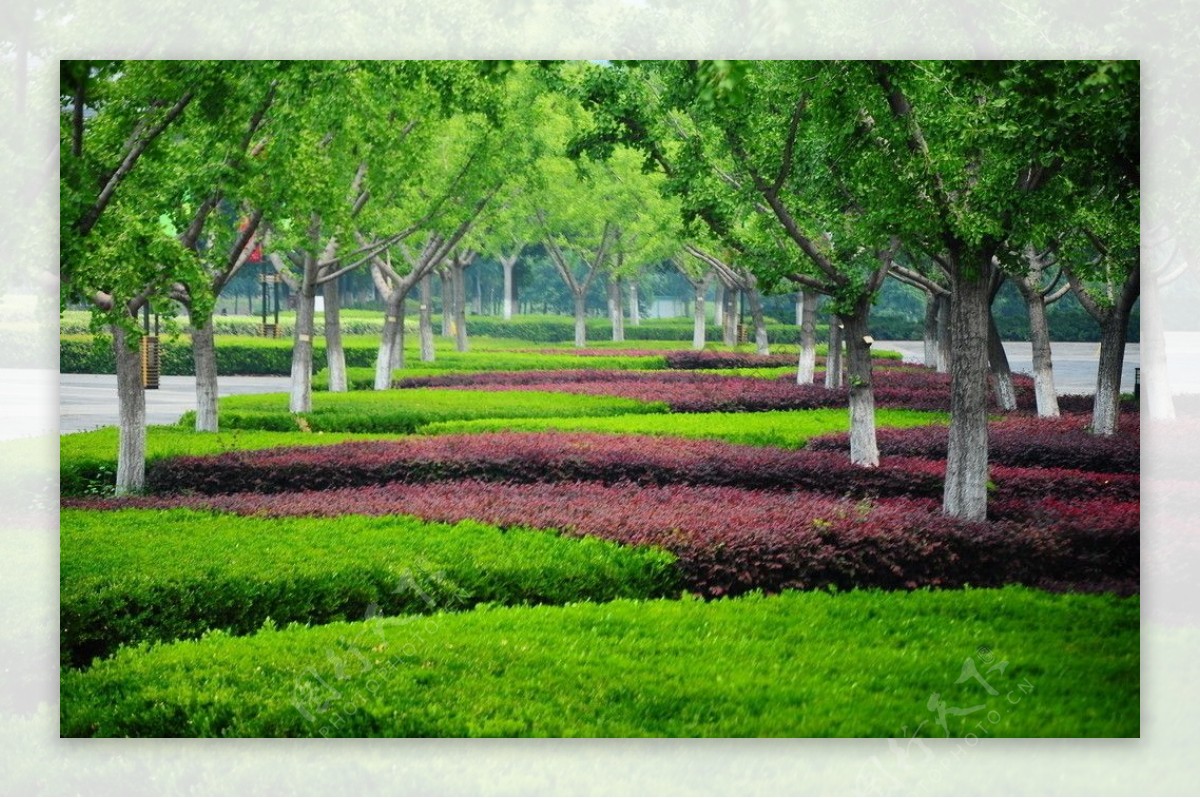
57;341;1139;434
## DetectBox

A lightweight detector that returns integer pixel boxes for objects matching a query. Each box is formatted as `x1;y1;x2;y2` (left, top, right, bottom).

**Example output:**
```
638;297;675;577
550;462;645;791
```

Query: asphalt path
57;341;1139;434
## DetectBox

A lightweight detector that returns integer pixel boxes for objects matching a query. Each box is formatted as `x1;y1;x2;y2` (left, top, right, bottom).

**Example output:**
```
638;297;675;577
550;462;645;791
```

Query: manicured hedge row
60;508;679;668
807;414;1140;474
202;389;666;434
60;335;380;376
145;432;1139;502
456;316;804;343
61;588;1140;737
74;480;1138;598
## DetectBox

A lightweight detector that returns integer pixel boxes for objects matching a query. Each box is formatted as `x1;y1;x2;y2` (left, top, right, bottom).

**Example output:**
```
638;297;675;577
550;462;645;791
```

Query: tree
60;60;269;492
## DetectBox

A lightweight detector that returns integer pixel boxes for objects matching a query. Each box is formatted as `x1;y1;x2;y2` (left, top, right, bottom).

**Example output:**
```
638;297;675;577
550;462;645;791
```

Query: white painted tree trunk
923;291;939;368
797;290;817;384
692;282;707;350
842;307;879;467
419;273;435;362
501;257;516;320
1021;286;1060;417
375;292;406;390
942;255;992;522
113;324;147;495
987;310;1017;412
323;278;347;393
289;283;316;414
629;282;640;326
608;280;625;343
191;318;219;432
713;282;724;327
453;264;469;353
746;285;769;355
722;288;738;347
936;293;951;374
573;293;587;348
440;271;452;338
825;321;843;389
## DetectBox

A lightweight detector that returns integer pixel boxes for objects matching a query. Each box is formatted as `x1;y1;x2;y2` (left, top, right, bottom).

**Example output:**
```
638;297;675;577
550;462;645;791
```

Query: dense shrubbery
145;431;1138;502
60;588;1139;737
60;508;679;668
807;414;1139;473
74;479;1137;598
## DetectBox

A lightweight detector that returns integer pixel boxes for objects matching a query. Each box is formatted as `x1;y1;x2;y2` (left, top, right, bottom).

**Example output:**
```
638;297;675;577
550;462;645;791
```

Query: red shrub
808;413;1139;474
70;481;1137;597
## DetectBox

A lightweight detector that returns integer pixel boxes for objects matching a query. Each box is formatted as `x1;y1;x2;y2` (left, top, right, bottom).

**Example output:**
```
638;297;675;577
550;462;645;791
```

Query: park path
57;341;1139;434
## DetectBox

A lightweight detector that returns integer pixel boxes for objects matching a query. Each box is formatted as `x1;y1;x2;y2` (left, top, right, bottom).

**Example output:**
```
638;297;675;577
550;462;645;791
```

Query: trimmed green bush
418;408;950;449
203;389;668;434
61;508;680;668
61;587;1139;737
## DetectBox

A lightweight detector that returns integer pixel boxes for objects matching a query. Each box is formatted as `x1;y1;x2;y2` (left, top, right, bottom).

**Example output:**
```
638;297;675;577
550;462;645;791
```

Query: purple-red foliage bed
808;413;1139;474
394;368;1038;414
70;479;1138;597
144;432;1138;503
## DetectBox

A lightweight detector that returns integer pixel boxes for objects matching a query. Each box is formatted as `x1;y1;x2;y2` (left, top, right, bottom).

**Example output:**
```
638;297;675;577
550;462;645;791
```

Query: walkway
57;341;1139;434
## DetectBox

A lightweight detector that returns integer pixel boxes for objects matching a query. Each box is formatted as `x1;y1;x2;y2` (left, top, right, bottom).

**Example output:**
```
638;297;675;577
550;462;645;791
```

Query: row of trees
60;60;1138;521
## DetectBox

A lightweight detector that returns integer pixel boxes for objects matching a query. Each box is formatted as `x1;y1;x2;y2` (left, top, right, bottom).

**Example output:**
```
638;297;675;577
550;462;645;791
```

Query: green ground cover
418;408;949;449
61;587;1138;737
202;388;668;433
61;508;679;668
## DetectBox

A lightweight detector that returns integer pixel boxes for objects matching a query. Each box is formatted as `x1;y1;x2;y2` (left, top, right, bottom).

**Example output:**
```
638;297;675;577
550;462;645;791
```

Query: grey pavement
57;341;1139;435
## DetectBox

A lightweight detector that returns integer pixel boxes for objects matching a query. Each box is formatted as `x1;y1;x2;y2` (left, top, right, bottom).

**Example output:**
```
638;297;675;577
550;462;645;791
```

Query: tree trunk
923;291;939;368
629;282;640;326
192;317;219;432
1018;282;1060;417
986;308;1017;412
501;257;516;320
841;306;879;467
722;287;738;347
1092;311;1130;436
692;282;707;350
113;324;147;495
419;273;435;362
289;280;316;414
472;266;483;315
746;286;769;355
375;291;406;390
713;282;724;327
942;253;993;522
440;271;452;337
936;293;951;373
608;279;625;343
454;264;469;353
573;292;587;349
797;289;818;384
825;320;843;389
323;277;347;393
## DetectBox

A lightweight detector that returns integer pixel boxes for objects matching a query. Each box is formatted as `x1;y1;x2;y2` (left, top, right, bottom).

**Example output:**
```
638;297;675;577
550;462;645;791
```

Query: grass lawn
418;408;950;449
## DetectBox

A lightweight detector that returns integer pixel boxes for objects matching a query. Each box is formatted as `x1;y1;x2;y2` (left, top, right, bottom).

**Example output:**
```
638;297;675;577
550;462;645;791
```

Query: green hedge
61;587;1139;737
61;508;680;668
193;389;668;434
60;310;406;338
417;408;949;449
462;316;807;343
60;335;386;376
